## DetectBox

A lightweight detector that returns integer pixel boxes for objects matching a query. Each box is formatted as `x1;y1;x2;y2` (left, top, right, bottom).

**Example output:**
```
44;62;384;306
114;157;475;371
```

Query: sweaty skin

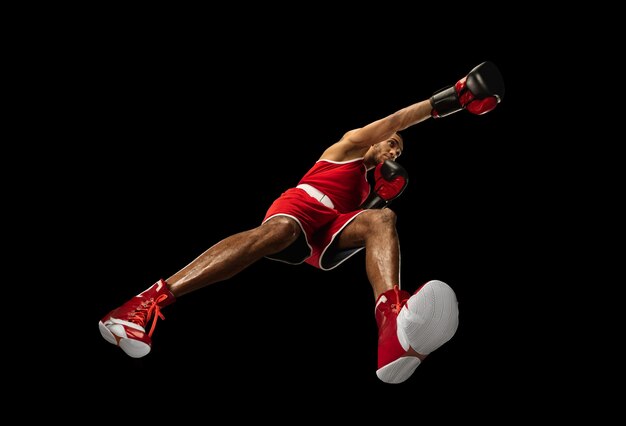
167;100;433;300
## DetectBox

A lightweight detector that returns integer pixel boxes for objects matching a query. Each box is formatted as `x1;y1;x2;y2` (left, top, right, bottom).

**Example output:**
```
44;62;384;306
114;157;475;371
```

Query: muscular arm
321;99;433;161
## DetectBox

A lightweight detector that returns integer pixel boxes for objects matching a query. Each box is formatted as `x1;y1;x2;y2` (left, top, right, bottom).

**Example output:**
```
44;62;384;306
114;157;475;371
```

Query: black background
31;10;575;417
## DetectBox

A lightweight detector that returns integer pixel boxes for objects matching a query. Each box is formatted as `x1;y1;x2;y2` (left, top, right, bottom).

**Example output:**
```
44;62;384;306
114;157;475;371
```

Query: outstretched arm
321;61;505;162
348;100;433;150
322;99;432;161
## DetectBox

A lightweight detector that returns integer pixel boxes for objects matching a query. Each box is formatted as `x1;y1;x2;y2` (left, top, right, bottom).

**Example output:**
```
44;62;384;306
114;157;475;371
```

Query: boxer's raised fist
361;160;408;209
430;61;505;118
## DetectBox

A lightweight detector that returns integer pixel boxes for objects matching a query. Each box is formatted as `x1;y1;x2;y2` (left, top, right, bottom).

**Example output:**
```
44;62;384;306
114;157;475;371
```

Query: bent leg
334;208;400;300
334;209;452;384
167;216;300;297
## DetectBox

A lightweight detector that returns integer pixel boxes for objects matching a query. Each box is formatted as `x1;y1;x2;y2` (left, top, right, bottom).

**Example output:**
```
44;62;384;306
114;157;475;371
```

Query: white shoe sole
397;280;459;355
376;355;422;384
99;321;151;358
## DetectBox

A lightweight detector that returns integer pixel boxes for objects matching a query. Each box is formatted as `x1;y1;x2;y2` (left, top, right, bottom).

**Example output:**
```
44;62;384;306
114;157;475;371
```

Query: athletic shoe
99;279;175;358
375;285;422;383
375;280;459;383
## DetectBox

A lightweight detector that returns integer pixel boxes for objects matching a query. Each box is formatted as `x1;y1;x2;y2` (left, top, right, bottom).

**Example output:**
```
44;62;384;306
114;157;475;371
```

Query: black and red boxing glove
361;160;408;209
430;61;505;118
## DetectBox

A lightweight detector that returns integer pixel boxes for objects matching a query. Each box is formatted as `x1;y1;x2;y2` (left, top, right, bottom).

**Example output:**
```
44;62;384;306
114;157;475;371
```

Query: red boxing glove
361;160;408;209
454;76;500;115
375;161;407;201
430;61;505;118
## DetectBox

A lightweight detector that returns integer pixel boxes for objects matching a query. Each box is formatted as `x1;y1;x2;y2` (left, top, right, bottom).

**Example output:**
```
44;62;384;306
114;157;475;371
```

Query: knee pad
396;280;459;355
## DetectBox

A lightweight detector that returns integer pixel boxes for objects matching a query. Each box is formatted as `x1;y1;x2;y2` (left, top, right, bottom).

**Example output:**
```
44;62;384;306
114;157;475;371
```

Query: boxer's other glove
430;61;505;118
361;160;408;209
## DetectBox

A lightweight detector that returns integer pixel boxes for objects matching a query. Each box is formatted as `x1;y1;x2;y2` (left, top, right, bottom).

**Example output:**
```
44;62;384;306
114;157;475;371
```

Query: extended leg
168;216;301;297
99;216;300;357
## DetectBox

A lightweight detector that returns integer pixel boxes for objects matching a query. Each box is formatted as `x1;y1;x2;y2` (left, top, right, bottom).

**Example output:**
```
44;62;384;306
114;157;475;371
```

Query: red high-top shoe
376;280;460;383
99;279;176;358
375;285;422;384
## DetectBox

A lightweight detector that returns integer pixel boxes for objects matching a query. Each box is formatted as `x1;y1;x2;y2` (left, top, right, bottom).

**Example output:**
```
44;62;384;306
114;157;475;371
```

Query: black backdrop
40;14;564;416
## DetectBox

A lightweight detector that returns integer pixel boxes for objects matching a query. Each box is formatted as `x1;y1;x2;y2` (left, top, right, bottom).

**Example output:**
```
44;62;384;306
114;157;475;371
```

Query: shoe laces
130;294;168;337
390;284;408;314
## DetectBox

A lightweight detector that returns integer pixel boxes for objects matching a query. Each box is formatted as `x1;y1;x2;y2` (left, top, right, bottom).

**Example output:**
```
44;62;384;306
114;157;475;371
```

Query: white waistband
296;184;335;209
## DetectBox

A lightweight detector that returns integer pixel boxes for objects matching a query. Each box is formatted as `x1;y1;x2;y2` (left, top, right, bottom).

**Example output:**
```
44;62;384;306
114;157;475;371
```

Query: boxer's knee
364;208;397;230
259;216;302;252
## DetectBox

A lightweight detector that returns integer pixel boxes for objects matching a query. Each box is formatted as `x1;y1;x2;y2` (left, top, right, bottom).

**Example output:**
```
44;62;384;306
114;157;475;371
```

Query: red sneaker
99;279;176;358
375;285;422;384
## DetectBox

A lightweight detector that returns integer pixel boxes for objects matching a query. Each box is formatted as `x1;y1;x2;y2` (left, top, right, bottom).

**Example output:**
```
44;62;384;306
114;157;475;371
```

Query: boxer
99;61;504;383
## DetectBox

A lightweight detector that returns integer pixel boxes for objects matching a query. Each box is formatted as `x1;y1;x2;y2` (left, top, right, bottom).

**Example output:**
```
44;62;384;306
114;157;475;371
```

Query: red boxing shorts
262;186;366;270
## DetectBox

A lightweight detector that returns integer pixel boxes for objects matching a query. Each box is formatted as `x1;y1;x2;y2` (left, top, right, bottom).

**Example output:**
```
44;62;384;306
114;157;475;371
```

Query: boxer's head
364;132;403;169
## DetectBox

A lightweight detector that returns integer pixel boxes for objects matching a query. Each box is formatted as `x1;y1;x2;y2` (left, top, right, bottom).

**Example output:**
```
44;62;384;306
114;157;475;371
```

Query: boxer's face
375;135;403;162
364;135;404;169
